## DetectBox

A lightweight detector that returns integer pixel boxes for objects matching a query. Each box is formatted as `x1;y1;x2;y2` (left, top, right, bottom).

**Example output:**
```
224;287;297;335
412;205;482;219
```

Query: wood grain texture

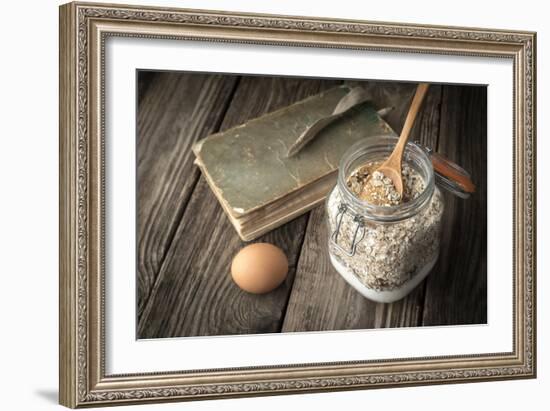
136;72;239;316
343;80;417;133
137;70;157;104
282;85;443;332
136;74;487;338
421;85;488;326
138;76;340;338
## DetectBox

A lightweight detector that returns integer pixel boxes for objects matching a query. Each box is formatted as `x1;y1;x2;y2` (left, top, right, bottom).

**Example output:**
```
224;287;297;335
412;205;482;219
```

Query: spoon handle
389;83;430;168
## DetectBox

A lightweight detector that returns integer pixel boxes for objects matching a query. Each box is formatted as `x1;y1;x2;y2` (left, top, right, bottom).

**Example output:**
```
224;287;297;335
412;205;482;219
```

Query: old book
192;85;396;241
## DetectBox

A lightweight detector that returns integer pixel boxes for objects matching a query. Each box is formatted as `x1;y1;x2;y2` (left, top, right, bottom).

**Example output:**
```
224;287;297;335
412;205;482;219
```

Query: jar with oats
326;136;445;303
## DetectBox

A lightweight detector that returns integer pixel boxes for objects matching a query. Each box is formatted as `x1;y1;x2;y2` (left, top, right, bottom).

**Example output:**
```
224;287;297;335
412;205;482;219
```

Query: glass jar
326;136;444;303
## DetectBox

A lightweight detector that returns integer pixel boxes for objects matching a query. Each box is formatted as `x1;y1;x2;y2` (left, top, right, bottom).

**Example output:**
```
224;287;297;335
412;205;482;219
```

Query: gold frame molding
59;1;536;408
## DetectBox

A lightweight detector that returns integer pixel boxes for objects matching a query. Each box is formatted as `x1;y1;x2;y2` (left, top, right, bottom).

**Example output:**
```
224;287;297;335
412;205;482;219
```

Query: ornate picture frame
59;1;536;408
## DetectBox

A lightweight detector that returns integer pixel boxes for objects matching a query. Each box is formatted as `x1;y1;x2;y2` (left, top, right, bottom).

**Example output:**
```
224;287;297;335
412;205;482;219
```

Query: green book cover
193;85;396;220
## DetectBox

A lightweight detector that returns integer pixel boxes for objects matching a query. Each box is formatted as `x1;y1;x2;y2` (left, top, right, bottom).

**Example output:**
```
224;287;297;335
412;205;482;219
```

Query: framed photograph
59;1;536;408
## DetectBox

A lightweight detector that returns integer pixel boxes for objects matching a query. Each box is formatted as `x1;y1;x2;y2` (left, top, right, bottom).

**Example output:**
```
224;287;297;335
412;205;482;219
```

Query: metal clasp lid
330;203;366;257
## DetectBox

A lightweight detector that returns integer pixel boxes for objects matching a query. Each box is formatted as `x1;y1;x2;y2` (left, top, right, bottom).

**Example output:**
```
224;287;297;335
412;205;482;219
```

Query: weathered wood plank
343;80;417;134
421;85;488;326
137;70;157;104
136;72;239;317
282;84;443;332
138;76;341;338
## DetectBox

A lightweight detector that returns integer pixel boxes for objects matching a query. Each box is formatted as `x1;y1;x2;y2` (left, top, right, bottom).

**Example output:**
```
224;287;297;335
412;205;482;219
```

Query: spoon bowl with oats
372;83;430;200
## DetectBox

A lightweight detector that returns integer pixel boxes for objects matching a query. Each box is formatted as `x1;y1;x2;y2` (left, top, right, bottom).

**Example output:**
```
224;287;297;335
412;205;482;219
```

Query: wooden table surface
136;72;487;339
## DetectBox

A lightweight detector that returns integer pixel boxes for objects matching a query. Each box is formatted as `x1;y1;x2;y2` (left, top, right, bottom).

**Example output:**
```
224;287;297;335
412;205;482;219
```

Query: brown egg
231;243;288;294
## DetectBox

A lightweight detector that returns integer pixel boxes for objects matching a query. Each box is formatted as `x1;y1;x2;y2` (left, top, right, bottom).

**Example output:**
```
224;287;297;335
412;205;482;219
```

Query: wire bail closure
330;140;472;259
330;203;366;257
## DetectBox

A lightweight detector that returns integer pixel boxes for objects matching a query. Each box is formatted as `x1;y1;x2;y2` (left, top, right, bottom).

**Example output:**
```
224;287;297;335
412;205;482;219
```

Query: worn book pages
193;85;396;240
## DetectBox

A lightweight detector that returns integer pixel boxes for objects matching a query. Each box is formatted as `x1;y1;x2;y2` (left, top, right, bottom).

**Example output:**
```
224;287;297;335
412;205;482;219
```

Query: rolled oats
328;161;444;292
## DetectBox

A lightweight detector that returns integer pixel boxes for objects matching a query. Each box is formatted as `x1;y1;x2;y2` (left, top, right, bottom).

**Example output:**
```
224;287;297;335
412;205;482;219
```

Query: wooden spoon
376;83;430;197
